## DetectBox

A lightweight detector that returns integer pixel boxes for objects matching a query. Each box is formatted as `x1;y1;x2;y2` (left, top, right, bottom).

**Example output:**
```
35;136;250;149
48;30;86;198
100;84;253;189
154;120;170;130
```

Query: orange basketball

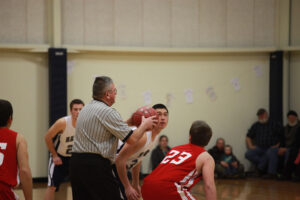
131;106;157;127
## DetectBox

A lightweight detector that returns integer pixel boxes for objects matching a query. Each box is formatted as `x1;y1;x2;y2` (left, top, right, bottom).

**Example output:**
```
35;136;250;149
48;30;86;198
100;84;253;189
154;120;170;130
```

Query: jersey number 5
161;150;192;165
0;143;7;166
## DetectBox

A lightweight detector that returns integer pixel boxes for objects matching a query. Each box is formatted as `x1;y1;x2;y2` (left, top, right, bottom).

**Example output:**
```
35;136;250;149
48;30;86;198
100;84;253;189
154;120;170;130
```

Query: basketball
131;106;158;127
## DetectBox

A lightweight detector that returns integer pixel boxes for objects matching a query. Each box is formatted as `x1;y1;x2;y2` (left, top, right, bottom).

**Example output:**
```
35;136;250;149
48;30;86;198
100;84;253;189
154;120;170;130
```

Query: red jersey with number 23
0;128;18;187
142;143;206;200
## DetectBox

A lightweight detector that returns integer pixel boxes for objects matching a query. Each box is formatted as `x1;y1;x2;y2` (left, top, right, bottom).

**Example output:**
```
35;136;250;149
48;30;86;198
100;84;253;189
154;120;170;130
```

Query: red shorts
141;180;196;200
0;182;17;200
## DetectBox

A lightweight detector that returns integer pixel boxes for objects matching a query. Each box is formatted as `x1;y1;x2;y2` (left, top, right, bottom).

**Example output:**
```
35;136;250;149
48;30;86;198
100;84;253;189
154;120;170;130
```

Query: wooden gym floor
14;178;300;200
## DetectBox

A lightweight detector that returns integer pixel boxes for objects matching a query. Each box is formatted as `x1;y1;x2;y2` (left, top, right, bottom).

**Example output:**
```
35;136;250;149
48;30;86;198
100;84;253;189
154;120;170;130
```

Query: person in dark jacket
277;111;300;180
150;135;171;170
245;108;282;178
209;138;244;178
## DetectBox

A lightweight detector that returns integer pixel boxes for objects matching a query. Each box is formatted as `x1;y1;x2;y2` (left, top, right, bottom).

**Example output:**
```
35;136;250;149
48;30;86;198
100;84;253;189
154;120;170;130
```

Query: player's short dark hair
257;108;267;116
225;145;232;150
93;76;113;100
189;120;212;147
159;135;168;142
152;104;169;113
70;99;85;110
0;99;13;127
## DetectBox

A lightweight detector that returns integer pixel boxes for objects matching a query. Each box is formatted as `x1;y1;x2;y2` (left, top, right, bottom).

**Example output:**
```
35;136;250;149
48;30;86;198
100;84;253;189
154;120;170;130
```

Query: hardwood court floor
15;178;300;200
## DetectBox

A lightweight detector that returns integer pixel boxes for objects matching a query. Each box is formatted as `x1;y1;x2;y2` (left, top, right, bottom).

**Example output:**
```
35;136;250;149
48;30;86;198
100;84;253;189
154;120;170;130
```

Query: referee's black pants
70;153;122;200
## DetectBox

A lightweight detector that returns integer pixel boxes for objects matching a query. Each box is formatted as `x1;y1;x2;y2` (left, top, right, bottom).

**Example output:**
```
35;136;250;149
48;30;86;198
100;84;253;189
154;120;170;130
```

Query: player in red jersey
0;99;32;200
142;120;216;200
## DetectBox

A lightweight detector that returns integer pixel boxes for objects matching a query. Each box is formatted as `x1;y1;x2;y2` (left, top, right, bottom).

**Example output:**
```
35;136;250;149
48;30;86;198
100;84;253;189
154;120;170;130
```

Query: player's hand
133;184;141;196
125;185;140;200
53;155;62;165
141;116;158;130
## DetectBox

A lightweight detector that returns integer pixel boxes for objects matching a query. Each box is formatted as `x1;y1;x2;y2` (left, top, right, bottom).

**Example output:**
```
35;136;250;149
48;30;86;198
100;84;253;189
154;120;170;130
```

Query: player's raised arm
17;134;33;200
44;118;66;165
196;152;216;200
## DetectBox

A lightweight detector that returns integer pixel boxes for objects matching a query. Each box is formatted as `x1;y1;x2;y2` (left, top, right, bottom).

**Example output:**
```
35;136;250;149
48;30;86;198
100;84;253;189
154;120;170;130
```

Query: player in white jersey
115;104;169;200
43;99;84;200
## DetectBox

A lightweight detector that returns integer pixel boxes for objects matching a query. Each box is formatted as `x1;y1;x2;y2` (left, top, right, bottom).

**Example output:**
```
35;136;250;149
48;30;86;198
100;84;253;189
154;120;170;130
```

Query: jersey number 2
161;150;192;165
0;143;7;166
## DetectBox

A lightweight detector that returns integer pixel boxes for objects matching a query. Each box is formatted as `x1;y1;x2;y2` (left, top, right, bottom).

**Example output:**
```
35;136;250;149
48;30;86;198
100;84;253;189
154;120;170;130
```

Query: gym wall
0;52;49;177
67;52;270;173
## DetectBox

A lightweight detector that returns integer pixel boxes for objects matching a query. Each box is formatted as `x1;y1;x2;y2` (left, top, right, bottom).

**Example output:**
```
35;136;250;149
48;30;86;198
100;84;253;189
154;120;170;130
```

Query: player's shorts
47;154;70;191
142;180;196;200
0;182;18;200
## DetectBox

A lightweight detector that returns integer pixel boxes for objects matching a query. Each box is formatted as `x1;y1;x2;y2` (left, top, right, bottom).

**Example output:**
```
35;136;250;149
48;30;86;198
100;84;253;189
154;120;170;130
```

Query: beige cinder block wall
67;52;270;173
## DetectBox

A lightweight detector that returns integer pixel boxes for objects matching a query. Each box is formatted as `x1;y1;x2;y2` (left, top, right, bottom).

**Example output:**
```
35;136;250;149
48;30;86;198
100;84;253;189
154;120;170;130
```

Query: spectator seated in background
150;135;171;170
209;138;244;178
221;145;243;178
277;111;300;181
245;108;282;179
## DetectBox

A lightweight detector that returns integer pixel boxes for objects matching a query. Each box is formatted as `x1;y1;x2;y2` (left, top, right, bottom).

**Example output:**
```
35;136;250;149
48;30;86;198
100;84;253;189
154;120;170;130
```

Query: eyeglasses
108;88;117;94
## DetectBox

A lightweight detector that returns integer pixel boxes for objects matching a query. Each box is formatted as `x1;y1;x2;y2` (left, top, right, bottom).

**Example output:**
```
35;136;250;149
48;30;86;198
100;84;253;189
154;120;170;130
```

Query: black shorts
47;154;70;191
70;153;122;200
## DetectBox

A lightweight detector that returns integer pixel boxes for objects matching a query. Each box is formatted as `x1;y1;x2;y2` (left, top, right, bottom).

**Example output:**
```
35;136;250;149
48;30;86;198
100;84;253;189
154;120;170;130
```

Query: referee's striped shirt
72;100;133;163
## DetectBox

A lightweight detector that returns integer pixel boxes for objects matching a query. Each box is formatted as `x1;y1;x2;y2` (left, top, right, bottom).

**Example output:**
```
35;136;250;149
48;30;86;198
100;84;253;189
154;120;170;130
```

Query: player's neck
0;125;10;129
151;128;162;140
71;117;76;128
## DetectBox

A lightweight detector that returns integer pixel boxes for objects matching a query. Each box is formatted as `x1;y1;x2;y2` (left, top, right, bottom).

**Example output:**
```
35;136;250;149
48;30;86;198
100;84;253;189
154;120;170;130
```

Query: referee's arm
125;116;157;145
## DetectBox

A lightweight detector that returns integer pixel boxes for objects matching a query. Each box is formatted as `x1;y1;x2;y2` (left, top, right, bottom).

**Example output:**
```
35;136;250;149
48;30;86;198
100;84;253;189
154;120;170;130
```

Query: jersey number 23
161;150;192;165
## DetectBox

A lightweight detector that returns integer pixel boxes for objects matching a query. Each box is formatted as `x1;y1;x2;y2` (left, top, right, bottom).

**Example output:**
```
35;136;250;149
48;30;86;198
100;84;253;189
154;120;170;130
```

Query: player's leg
44;156;56;200
56;156;70;200
44;156;65;200
44;186;56;200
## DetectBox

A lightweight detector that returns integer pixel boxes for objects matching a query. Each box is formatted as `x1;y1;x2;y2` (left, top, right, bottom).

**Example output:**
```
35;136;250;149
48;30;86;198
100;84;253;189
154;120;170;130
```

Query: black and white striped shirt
72;100;132;163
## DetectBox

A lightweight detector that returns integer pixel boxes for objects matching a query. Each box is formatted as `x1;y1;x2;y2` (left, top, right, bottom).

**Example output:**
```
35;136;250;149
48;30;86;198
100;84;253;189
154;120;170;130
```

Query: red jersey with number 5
142;144;206;200
0;128;18;187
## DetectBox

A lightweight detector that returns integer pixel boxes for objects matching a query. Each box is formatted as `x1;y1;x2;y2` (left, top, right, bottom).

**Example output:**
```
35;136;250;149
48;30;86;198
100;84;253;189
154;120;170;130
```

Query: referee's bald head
93;76;113;100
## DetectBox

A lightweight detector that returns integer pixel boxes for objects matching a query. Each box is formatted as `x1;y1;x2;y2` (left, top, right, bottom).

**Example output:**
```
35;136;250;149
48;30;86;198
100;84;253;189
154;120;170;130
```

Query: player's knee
48;186;57;192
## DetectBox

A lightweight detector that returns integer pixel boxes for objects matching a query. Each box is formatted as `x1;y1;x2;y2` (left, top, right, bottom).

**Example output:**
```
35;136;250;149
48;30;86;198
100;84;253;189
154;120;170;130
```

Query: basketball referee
69;76;157;200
